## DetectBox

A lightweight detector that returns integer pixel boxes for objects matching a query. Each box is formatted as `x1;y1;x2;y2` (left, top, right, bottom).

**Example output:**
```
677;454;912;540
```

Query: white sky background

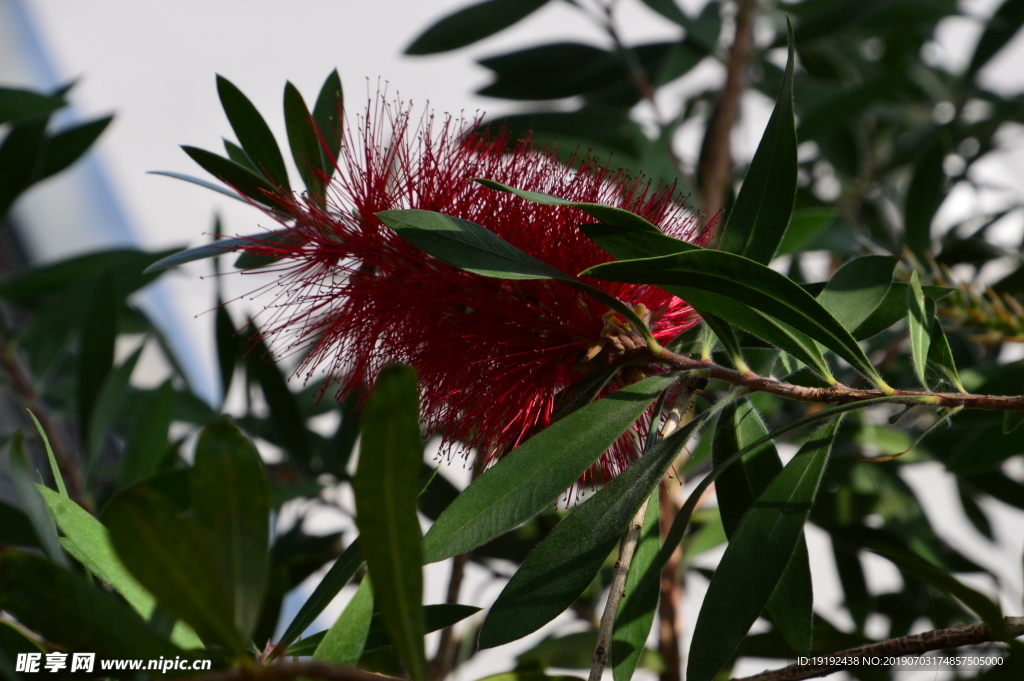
7;0;1024;679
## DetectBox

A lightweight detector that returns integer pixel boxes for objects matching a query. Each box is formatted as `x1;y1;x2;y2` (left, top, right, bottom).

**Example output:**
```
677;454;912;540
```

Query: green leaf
77;270;117;444
702;313;750;373
191;419;271;639
272;541;362;658
717;20;797;264
0;498;40;548
284;82;325;196
1004;411;1024;435
223;139;255;169
405;0;550;54
246;327;310;465
0;87;64;124
377;208;658;349
216;304;237;400
776;208;836;256
0;551;191;660
27;410;67;498
928;318;966;393
688;417;841;681
966;0;1024;79
86;345;142;466
216;75;289;191
181;146;278;206
904;140;946;261
479;413;704;648
852;282;953;340
7;433;67;567
474;179;662;234
144;230;287;273
907;271;933;389
711;399;813;652
36;486;202;649
583;250;890;390
0;117;48;215
611;487;661;681
354;365;427;681
423;373;679;563
313;576;374;665
106;485;245;654
311;69;343;175
289;603;480;656
120;381;177;490
816;255;899;332
147;170;248;203
551;365;622;423
38;116;113;180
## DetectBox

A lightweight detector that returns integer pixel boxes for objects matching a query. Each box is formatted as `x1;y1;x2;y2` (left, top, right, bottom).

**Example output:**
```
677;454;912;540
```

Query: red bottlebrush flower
249;99;714;485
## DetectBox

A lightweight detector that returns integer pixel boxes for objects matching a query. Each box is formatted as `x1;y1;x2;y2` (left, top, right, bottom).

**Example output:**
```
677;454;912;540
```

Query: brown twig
699;0;759;222
428;552;469;680
731;617;1024;681
650;347;1024;411
186;662;403;681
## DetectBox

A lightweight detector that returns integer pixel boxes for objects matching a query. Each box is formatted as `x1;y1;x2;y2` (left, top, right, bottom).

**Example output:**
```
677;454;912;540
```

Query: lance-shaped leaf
688;417;841;681
312;69;344;175
580;223;835;381
147;170;248;204
717;20;797;265
0;551;190;661
313;577;374;666
583;250;890;390
1003;411;1024;435
928;317;966;393
611;487;661;681
423;373;679;563
702;313;750;373
478;413;704;648
8;433;66;567
181;146;279;206
907;271;933;389
406;0;550;54
816;255;899;332
37;486;201;649
712;400;813;652
106;485;244;654
377;209;658;353
144;229;291;273
354;365;427;681
966;0;1024;80
191;419;271;639
904;140;946;261
0;87;65;124
216;75;289;192
284;82;325;196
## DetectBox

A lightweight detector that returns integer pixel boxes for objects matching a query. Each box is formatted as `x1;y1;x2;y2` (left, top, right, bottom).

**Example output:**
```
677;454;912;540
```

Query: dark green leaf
76;270;117;447
423;373;678;563
0;117;47;215
852;282;953;340
191;419;271;639
311;69;343;175
0;87;64;124
405;0;549;54
717;20;797;265
38;116;113;180
0;498;39;548
0;551;190;660
583;249;890;389
479;414;703;648
776;208;836;256
688;417;841;681
273;541;362;658
967;0;1024;79
37;486;201;649
907;271;932;389
8;433;67;567
284;82;325;196
144;231;286;273
816;255;898;332
611;487;660;681
928;317;966;393
354;365;426;680
1004;411;1024;435
904;139;946;261
216;305;237;400
313;577;373;665
216;75;289;191
246;327;310;465
106;485;245;654
832;543;869;631
711;399;814;651
181;146;278;205
481;106;646;161
702;313;750;372
551;365;621;423
377;208;655;347
147;170;248;203
223;139;255;169
958;481;994;540
233;230;303;270
86;346;142;465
